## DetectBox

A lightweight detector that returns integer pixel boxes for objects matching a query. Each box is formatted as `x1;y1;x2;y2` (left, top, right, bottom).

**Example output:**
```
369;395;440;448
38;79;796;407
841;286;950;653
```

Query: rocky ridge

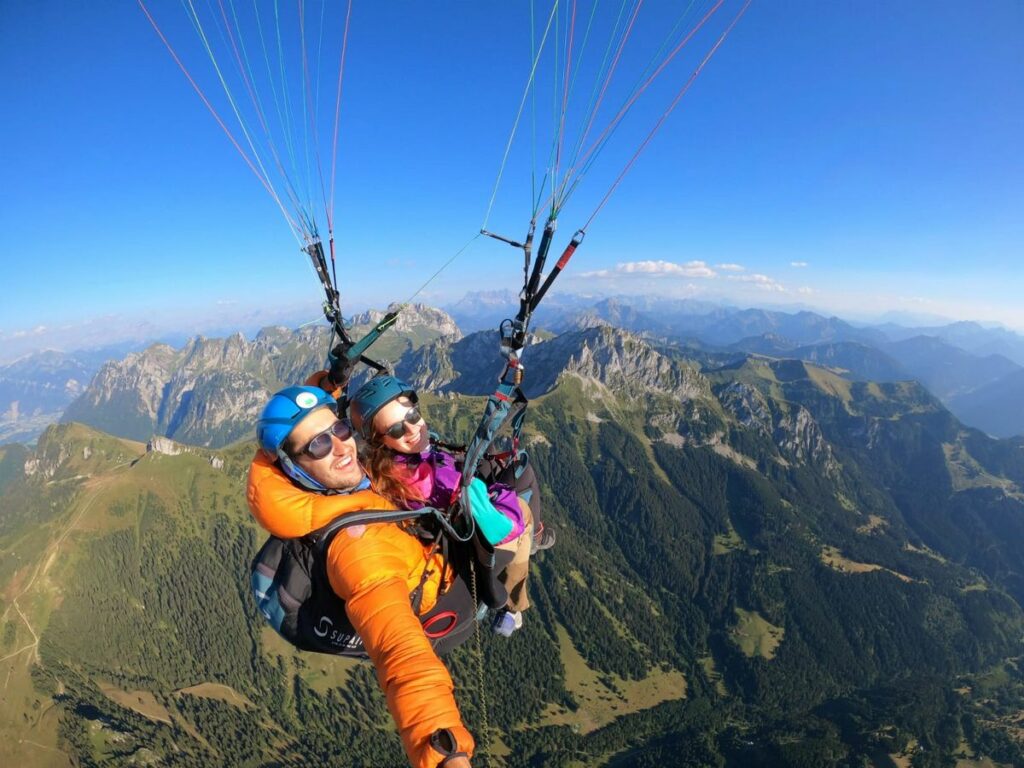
62;307;462;448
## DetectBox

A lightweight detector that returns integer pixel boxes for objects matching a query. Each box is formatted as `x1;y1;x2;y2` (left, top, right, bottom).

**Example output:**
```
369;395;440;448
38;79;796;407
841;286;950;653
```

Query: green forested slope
3;352;1024;767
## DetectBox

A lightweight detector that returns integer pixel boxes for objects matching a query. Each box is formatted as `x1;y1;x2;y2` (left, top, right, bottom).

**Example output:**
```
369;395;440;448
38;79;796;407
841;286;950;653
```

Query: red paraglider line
215;0;307;225
568;0;645;191
299;0;331;233
555;0;725;213
582;0;752;232
137;0;302;236
553;0;579;187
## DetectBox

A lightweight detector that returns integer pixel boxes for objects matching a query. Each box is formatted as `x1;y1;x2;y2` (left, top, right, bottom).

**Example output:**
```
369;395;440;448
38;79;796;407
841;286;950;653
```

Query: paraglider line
299;0;331;240
552;0;578;198
328;0;353;235
546;0;725;216
217;0;309;229
560;0;706;206
563;0;644;203
582;0;752;232
136;0;303;241
482;0;560;232
402;233;482;306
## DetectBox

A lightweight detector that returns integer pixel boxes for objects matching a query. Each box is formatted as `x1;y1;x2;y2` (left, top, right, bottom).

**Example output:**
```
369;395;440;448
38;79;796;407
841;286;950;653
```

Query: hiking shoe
492;609;523;637
531;523;556;555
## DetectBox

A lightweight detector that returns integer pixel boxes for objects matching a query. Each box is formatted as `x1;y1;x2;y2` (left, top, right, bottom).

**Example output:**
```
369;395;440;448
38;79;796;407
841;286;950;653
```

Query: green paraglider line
298;0;330;241
547;0;726;216
137;0;303;242
217;0;309;232
328;0;353;240
560;0;707;206
481;0;560;233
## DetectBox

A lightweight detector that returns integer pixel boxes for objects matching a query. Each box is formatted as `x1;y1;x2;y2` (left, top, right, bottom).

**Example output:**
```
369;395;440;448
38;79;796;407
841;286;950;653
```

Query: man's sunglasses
299;419;353;460
381;406;423;440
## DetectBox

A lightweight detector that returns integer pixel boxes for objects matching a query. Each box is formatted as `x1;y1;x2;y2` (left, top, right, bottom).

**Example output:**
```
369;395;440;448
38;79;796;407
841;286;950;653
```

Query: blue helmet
257;386;338;491
349;375;417;439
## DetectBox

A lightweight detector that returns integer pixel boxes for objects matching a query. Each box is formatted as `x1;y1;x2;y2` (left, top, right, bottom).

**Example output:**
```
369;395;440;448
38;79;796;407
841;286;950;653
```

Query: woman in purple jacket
348;375;539;634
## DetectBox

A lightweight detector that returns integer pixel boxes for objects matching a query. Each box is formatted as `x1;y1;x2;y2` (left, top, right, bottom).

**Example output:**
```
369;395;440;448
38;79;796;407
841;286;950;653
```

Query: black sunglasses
381;406;423;440
298;419;353;460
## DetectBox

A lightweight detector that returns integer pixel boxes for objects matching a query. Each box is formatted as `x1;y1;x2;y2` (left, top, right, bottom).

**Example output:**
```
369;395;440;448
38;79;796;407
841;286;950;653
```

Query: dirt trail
1;464;132;665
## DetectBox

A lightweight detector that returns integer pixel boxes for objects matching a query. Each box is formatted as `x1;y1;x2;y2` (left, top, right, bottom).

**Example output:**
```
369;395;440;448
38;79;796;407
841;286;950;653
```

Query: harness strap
312;507;440;588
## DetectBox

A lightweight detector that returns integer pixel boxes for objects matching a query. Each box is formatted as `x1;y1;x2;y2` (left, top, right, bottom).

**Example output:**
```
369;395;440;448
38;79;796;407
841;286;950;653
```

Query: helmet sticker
295;392;320;409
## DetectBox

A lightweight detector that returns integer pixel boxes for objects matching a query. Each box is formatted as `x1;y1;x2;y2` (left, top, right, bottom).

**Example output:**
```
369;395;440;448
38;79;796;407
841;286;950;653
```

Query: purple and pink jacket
396;448;526;545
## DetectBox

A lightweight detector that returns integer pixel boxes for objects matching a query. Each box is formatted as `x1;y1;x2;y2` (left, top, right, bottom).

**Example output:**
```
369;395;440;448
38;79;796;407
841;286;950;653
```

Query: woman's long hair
363;439;425;509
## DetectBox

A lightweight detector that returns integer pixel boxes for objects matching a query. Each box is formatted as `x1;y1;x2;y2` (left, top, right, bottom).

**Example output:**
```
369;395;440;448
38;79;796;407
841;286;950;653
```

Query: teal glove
466;477;514;545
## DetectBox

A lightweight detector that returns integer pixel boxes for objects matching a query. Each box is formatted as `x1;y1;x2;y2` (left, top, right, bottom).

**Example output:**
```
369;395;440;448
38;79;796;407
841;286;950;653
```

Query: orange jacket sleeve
325;525;475;768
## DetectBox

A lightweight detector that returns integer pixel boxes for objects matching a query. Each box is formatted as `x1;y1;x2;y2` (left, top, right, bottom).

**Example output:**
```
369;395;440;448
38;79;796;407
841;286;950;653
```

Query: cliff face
60;308;463;448
62;334;301;447
399;326;707;401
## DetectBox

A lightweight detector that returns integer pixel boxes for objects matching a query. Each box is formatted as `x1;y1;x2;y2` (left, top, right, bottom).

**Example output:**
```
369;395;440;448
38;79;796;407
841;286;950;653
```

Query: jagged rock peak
350;303;461;340
775;405;841;477
555;326;707;401
718;381;773;436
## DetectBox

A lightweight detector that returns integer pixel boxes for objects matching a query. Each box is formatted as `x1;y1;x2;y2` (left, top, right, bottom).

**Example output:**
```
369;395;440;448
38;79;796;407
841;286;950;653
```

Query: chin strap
276;450;328;492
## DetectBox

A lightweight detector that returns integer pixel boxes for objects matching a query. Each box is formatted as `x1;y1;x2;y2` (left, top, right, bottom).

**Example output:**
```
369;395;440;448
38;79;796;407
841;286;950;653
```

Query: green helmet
349;375;417;439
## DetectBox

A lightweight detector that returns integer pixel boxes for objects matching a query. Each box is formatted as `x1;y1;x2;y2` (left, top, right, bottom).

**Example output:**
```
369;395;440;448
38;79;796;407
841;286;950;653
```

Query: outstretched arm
325;527;475;768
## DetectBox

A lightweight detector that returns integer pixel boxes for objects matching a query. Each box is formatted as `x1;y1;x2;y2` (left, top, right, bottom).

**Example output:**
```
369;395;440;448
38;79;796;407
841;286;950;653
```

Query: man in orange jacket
248;384;474;768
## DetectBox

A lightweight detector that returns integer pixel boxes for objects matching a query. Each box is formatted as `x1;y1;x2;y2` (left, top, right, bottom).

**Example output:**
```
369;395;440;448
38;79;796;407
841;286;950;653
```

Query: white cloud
715;263;745;272
790;261;809;268
728;273;786;292
580;260;716;279
7;325;48;339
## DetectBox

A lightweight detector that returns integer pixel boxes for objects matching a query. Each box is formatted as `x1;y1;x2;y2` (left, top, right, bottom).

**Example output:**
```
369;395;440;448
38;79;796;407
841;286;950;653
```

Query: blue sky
1;1;1022;358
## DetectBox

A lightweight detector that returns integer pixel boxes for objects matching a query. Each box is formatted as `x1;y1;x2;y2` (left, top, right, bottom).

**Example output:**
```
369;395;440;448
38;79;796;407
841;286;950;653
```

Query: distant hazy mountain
0;345;141;445
445;289;596;333
724;333;1022;437
38;297;1024;448
949;368;1024;438
881;335;1020;399
876;320;1024;366
545;297;890;350
777;340;909;383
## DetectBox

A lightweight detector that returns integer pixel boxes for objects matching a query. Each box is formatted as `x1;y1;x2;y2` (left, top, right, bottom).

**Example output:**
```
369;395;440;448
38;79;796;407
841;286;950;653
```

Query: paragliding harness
249;229;551;658
251;504;505;658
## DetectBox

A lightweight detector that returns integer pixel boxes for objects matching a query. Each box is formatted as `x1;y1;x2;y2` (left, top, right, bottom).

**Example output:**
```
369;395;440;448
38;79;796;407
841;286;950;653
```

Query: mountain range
4;303;1024;766
2;297;1021;448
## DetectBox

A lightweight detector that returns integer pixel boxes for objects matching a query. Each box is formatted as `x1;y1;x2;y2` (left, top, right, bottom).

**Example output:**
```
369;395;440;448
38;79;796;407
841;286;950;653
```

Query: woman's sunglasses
381;406;423;440
298;419;353;460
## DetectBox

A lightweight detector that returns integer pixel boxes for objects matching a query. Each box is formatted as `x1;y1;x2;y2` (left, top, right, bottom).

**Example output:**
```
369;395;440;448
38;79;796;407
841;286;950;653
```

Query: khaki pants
496;498;533;612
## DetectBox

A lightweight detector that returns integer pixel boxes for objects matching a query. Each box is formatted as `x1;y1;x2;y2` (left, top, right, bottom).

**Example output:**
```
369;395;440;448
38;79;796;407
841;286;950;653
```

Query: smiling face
373;396;430;454
286;407;364;491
